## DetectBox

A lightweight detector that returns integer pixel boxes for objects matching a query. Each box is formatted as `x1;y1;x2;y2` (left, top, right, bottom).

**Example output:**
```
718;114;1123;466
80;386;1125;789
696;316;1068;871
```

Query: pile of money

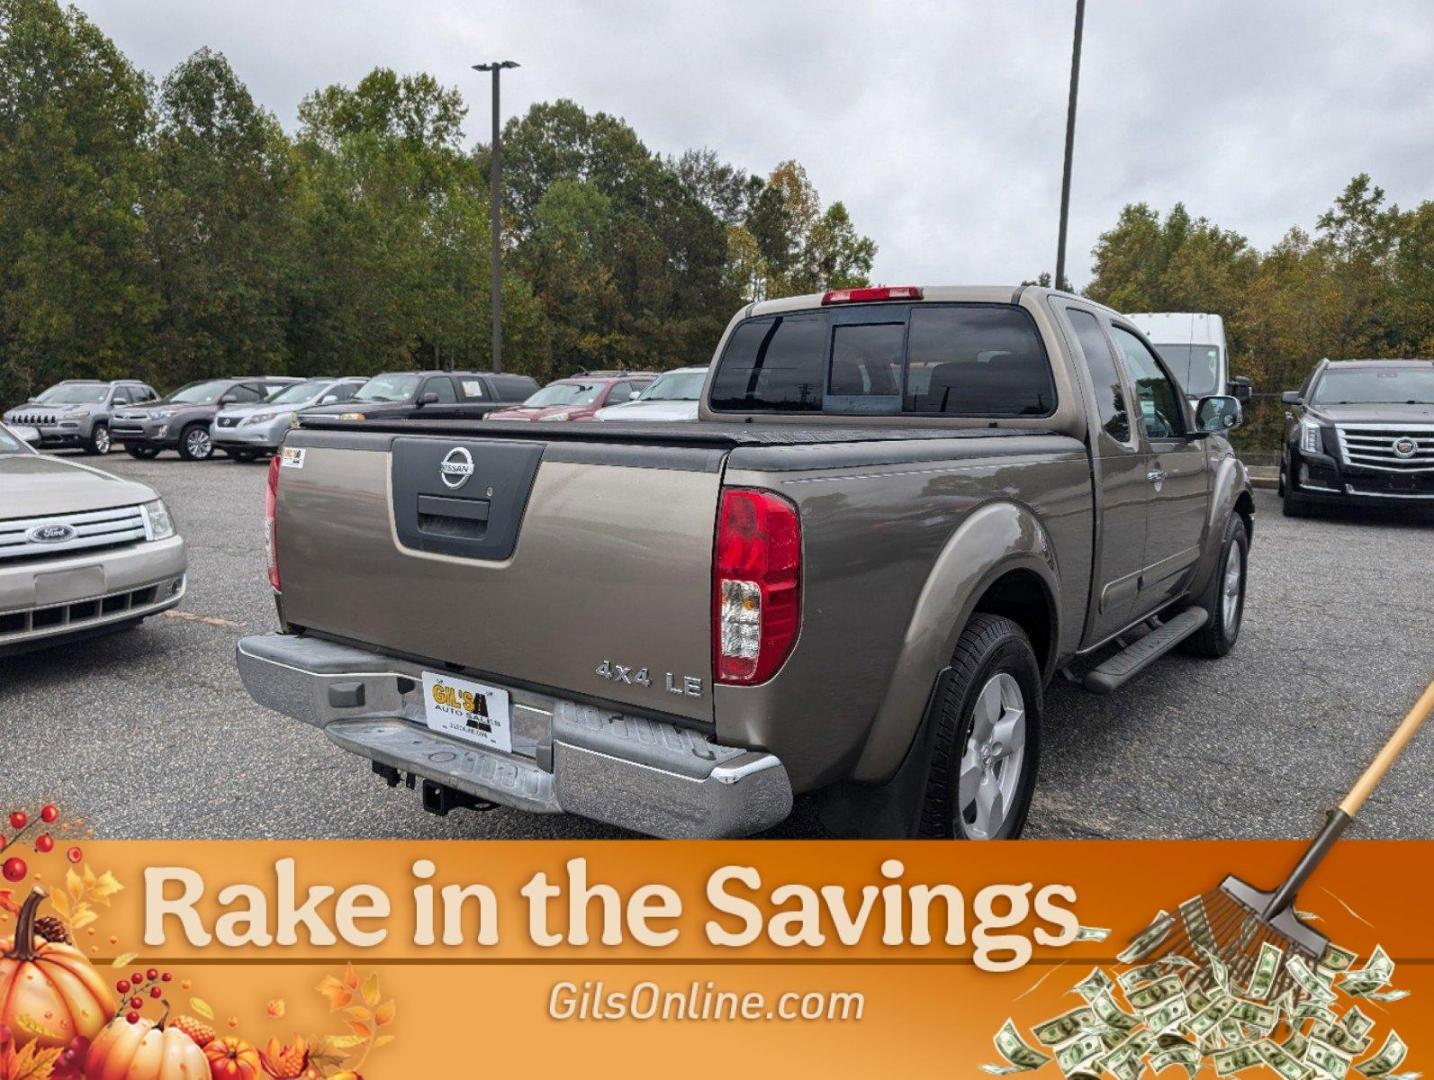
983;905;1416;1080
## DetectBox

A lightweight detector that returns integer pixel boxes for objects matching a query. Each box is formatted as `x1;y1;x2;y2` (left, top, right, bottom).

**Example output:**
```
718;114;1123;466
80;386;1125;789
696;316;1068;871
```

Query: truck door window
423;378;459;403
1066;308;1132;444
710;314;826;412
828;322;903;412
905;306;1055;417
1109;326;1185;439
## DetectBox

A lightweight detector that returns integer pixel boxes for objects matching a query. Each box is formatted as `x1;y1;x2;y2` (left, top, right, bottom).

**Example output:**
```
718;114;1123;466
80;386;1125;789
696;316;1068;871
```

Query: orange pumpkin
84;1015;208;1080
204;1036;261;1080
0;887;114;1050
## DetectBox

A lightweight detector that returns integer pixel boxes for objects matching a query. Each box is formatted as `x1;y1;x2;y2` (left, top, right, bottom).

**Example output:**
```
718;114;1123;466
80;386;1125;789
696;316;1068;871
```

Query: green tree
0;0;157;402
741;160;875;298
147;48;296;384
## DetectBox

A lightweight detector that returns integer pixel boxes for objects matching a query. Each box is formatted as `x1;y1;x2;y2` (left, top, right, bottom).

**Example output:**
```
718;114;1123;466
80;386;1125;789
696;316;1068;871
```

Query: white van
1125;312;1250;404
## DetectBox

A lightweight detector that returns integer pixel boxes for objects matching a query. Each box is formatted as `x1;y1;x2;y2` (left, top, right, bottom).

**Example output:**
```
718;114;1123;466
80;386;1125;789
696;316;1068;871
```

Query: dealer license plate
420;671;512;754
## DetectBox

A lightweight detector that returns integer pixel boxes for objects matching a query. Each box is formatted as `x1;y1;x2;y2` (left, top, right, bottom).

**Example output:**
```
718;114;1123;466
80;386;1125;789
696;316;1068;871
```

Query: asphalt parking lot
2;451;1432;841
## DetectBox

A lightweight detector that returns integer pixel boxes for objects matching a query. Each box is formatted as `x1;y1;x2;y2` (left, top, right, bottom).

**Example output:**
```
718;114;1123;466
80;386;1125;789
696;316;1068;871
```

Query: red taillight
264;454;281;592
713;488;801;685
820;285;923;305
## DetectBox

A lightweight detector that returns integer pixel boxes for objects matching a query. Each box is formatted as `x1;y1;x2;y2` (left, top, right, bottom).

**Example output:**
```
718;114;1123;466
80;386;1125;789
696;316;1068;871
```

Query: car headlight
140;499;176;541
62;408;92;417
539;411;573;422
1300;419;1323;455
338;412;367;421
243;411;277;426
150;408;174;419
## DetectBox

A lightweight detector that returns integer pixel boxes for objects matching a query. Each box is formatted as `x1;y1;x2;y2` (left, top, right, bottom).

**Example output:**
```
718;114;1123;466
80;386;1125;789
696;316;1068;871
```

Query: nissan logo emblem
1393;436;1418;458
439;446;474;490
27;523;76;544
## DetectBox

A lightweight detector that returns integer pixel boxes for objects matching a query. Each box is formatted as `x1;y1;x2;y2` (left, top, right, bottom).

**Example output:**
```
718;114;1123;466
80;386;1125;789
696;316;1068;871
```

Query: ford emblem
439;447;474;490
27;523;76;544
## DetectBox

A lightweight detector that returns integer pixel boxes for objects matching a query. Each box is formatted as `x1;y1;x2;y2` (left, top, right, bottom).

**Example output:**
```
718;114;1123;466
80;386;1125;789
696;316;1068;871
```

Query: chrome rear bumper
235;632;792;838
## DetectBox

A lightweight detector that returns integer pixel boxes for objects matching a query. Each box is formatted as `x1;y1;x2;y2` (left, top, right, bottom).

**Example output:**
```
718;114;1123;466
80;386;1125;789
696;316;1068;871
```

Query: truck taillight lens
713;488;801;684
264;454;281;592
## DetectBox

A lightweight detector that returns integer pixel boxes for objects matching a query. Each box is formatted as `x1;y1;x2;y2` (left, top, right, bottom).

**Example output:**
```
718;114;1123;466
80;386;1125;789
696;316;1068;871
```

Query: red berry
126;1012;139;1024
131;972;143;986
161;972;172;982
8;811;26;831
66;846;82;864
116;980;130;994
146;967;158;981
150;986;162;999
35;834;54;853
40;805;59;824
129;997;143;1010
1;857;26;882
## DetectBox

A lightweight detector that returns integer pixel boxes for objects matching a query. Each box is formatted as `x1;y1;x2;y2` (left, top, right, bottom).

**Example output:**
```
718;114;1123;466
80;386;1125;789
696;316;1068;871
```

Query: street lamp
474;59;519;374
1054;0;1084;292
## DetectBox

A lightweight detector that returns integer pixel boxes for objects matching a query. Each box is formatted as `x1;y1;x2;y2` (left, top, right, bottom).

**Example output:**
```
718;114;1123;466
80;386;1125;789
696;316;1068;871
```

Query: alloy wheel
956;672;1027;840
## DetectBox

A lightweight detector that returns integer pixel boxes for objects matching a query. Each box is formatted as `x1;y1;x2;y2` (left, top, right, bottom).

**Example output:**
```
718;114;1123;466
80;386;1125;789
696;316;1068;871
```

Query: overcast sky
78;0;1434;287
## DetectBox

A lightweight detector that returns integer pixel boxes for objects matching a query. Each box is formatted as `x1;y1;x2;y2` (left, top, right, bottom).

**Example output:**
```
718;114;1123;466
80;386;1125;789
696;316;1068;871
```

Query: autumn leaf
0;890;19;917
315;975;353;1011
70;908;97;931
2;1041;64;1080
360;972;380;1007
372;1034;396;1049
65;869;83;904
265;999;286;1019
190;997;215;1020
344;1021;371;1040
342;963;359;990
341;1006;371;1025
374;1000;396;1027
110;953;137;968
47;892;69;920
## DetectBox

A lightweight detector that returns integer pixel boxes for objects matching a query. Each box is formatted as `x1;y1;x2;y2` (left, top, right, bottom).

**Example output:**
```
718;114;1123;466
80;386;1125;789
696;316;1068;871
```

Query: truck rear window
709;303;1056;417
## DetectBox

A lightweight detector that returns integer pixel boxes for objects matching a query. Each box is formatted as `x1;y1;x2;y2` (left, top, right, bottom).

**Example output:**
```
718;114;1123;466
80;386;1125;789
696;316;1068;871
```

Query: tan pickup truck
0;424;186;654
236;286;1254;839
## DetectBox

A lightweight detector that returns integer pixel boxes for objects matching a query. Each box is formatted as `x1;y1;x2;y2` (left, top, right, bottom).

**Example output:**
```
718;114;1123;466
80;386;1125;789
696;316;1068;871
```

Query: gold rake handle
1339;678;1434;818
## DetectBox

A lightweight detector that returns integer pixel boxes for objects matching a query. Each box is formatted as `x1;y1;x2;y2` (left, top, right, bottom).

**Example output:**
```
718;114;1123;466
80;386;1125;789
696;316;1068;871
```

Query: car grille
0;580;178;642
1335;424;1434;472
8;412;58;425
0;505;148;563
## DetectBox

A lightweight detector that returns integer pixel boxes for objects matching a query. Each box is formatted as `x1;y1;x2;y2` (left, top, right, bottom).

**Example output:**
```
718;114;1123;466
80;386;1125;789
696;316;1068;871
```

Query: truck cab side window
1066;308;1131;444
1109;326;1185;439
904;306;1055;416
710;314;826;411
423;378;458;403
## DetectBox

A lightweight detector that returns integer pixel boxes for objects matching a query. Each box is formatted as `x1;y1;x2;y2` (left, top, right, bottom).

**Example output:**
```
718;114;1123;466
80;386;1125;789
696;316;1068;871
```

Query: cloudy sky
79;0;1434;287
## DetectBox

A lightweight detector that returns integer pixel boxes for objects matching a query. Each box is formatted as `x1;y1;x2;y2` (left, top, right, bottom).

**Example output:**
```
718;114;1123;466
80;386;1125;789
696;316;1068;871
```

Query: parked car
301;371;539;421
1279;357;1434;515
0;423;186;654
487;372;655;422
112;377;300;461
1125;312;1251;405
3;380;159;455
213;377;367;461
593;366;708;421
236;285;1252;841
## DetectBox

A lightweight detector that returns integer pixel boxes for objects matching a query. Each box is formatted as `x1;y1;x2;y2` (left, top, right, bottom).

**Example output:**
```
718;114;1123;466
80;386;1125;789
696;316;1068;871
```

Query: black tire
917;613;1042;840
124;444;160;459
177;423;214;461
82;422;111;455
227;448;259;462
1185;514;1248;658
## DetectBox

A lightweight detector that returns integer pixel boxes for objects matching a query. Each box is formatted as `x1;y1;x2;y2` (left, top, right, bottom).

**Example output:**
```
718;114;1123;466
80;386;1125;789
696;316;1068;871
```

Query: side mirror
628;391;642;401
319;394;339;405
418;392;440;406
1195;395;1242;434
1227;376;1253;404
219;394;238;405
1281;390;1302;405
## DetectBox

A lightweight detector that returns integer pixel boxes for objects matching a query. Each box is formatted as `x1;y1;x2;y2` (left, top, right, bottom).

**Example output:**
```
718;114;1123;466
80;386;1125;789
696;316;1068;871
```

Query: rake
1135;679;1434;1002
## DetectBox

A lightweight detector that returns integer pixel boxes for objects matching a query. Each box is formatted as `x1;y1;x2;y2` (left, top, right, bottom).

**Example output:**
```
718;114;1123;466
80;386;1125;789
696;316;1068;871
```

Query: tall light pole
474;60;518;373
1055;0;1085;292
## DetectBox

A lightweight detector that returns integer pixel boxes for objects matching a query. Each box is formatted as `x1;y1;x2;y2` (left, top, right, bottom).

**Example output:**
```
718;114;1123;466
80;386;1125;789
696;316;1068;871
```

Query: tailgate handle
417;494;491;539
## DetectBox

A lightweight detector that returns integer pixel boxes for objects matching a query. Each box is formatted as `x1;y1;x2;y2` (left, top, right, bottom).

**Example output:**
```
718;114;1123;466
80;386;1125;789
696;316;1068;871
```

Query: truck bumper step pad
235;632;792;838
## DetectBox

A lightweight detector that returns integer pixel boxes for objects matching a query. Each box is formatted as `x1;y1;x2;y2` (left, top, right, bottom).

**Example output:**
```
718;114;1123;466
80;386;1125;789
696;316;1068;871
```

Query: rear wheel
124;443;160;459
1185;514;1248;657
918;614;1042;840
83;423;111;455
177;423;213;461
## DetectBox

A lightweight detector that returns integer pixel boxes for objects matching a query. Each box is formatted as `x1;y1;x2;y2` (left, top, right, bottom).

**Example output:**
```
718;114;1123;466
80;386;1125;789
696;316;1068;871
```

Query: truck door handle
1147;468;1166;484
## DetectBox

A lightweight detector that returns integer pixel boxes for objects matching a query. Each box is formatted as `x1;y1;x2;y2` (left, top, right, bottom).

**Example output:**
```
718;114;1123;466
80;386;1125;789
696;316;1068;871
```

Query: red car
486;372;654;422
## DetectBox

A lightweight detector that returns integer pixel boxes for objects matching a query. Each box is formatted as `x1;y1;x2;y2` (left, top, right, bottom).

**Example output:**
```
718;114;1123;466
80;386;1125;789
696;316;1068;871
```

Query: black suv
1280;358;1434;515
301;370;539;420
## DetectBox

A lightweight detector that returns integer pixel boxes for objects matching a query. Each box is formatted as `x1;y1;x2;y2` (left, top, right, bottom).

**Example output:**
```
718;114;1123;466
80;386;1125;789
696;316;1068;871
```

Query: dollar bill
1343;1007;1376;1040
1075;925;1112;942
1229;999;1279;1034
1213;1044;1263;1076
1312;1020;1373;1057
1146;996;1191;1035
1128;975;1185;1014
1120;963;1171;992
1179;896;1217;953
1199;945;1232;994
1119;911;1176;965
986;1019;1054;1074
1074;967;1114;1002
1307;1037;1354;1079
1034;1006;1099;1047
1151;1044;1200;1078
1056;1033;1107;1076
1187;997;1237;1039
1284;1031;1310;1059
1355;1032;1407;1078
1288;955;1339;1005
1341;947;1395;997
1320;943;1358;973
1259;1039;1313;1080
1246;941;1285;1001
1363;989;1409;1004
1091;990;1142;1034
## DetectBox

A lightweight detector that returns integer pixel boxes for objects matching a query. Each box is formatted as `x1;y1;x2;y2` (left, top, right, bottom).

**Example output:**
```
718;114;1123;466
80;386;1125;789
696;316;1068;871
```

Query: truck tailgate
275;429;724;724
